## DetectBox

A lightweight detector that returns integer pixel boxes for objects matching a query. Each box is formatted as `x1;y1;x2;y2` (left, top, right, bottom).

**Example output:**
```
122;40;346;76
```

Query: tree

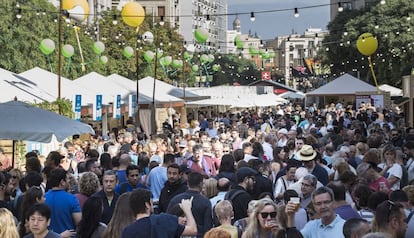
318;0;414;86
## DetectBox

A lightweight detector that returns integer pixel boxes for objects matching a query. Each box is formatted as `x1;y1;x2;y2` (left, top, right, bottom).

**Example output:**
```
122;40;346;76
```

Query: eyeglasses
260;212;277;219
223;150;230;153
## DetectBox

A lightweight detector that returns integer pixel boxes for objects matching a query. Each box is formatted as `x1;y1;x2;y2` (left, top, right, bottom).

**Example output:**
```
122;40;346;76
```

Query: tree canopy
319;0;413;86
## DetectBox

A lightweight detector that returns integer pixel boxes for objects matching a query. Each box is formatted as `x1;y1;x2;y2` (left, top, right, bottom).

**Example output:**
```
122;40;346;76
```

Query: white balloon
142;31;154;45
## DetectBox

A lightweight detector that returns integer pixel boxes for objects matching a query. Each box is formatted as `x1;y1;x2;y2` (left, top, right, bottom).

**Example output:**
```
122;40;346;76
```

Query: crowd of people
0;101;414;238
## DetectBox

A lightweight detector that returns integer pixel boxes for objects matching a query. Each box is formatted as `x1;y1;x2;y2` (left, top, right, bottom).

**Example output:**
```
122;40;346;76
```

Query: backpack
400;164;408;189
212;190;244;227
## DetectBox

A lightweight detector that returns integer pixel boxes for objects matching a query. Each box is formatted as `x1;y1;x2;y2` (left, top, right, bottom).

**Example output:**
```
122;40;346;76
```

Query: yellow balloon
122;2;145;27
62;0;89;20
356;33;378;56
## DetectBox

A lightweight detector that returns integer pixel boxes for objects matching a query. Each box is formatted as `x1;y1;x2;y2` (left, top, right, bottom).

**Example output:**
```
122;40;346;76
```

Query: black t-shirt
122;215;185;238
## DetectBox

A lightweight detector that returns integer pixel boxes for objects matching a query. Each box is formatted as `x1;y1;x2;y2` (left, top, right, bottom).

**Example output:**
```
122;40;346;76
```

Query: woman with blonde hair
242;198;302;238
242;198;279;238
103;192;135;238
0;208;19;238
378;144;402;190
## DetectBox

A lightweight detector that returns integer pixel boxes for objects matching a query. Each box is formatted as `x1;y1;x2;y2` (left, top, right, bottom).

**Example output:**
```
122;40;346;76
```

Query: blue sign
114;94;121;119
74;94;82;121
95;95;102;121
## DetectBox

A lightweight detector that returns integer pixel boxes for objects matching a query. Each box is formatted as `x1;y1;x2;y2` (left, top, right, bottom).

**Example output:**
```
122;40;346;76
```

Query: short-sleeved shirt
300;214;345;238
121;215;185;238
379;163;402;190
45;189;81;234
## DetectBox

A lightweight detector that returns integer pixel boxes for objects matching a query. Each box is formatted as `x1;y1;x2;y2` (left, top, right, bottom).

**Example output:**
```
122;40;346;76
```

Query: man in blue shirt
45;168;81;235
285;186;346;238
115;165;145;194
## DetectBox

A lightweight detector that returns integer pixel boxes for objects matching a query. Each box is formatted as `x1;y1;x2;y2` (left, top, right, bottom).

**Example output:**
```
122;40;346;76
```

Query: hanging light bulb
160;16;165;26
16;8;22;19
112;14;118;25
338;2;343;12
380;0;386;4
294;8;299;18
250;12;255;22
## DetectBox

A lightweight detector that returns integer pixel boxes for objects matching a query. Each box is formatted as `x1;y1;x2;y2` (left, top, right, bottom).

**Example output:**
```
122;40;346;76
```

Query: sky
227;0;331;40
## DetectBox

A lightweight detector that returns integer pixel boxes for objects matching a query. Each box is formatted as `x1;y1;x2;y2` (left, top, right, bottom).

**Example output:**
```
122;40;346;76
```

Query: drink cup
290;197;300;212
265;219;279;229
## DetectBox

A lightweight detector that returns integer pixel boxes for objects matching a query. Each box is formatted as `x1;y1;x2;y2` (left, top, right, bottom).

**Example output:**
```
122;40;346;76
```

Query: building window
158;6;165;17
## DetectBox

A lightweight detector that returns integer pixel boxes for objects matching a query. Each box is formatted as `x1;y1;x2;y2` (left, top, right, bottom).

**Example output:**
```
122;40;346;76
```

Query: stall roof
0;67;55;103
306;73;376;96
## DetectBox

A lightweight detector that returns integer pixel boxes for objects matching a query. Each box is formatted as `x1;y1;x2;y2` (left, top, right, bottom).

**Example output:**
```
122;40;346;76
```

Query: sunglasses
260;212;277;219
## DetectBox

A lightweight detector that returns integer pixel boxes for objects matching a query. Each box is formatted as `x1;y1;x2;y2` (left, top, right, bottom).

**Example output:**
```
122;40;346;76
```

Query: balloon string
65;58;72;74
368;56;379;93
47;55;53;73
74;26;86;72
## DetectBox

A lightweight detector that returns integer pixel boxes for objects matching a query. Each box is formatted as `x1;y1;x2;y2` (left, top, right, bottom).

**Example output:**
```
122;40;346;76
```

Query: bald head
119;154;131;166
217;177;231;191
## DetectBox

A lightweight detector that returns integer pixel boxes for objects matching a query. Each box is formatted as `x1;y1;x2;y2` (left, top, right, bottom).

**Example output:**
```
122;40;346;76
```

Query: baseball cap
236;167;257;183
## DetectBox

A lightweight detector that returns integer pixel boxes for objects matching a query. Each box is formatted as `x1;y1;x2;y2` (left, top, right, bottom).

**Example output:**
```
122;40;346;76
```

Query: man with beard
158;163;188;213
374;200;407;238
225;167;256;221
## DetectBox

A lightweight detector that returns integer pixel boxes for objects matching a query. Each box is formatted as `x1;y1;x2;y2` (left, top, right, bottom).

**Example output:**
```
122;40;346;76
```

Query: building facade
266;28;328;86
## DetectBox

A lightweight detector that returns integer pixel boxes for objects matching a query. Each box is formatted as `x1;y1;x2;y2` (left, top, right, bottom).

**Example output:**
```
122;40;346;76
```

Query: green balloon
212;64;220;72
234;36;244;49
249;47;259;56
200;54;209;64
157;49;164;57
123;46;134;59
172;59;183;68
100;56;108;64
62;44;74;58
160;56;172;66
192;65;199;72
207;54;215;63
184;51;193;60
39;39;55;55
259;49;266;56
93;41;105;55
144;50;155;63
194;28;208;43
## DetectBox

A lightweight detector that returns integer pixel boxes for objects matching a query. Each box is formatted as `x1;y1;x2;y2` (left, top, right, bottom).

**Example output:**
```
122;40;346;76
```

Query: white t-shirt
274;176;296;199
379;163;402;190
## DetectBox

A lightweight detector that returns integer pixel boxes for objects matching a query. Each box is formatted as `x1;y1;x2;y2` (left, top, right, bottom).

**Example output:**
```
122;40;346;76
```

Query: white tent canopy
74;72;137;105
137;76;184;103
18;67;96;106
306;73;377;96
0;68;55;103
186;86;287;107
379;84;403;97
108;74;184;104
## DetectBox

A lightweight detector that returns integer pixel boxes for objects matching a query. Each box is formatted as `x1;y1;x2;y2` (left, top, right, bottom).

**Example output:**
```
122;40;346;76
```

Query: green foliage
319;0;414;86
0;0;261;89
211;54;261;86
34;98;74;118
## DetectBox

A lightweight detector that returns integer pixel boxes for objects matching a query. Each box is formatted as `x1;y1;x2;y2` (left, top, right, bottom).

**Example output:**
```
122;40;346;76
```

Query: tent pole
12;140;16;168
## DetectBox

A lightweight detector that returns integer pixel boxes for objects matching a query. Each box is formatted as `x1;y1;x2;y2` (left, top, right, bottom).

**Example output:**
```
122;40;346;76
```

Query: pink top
369;176;391;192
